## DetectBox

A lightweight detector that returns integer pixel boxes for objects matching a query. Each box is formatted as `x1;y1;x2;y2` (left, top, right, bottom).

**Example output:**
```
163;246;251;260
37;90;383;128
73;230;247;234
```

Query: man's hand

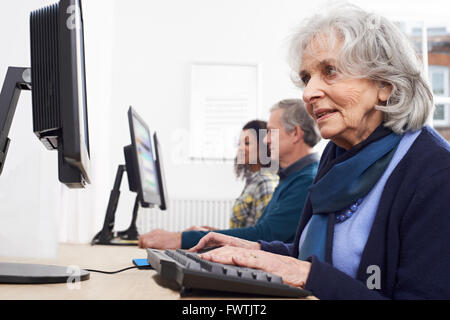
188;232;261;252
138;229;182;249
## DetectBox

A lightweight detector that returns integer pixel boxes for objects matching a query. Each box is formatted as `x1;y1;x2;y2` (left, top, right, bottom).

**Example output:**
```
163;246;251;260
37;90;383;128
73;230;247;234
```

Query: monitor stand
91;164;150;246
0;67;31;173
0;66;90;284
0;263;90;284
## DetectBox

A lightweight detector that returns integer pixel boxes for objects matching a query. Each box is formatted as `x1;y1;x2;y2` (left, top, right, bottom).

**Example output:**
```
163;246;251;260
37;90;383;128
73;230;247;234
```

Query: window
429;66;449;125
401;21;450;128
427;21;450;127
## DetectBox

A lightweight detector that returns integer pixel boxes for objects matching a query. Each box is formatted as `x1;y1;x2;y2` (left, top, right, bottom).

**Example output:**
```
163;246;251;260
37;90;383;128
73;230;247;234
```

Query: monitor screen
73;0;90;176
153;132;168;211
128;107;161;206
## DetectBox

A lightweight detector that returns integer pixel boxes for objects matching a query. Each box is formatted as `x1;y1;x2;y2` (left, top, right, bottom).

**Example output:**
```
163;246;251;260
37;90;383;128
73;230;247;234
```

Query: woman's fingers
201;247;264;269
189;233;219;252
199;246;236;263
189;233;235;252
232;251;264;270
189;232;260;253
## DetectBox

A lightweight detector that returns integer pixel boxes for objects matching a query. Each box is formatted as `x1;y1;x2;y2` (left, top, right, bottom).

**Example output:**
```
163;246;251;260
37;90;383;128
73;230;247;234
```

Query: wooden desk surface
0;244;316;300
0;243;179;300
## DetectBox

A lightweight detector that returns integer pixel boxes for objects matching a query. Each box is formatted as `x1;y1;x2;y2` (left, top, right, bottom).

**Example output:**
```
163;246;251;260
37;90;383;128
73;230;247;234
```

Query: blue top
180;155;319;249
259;126;450;299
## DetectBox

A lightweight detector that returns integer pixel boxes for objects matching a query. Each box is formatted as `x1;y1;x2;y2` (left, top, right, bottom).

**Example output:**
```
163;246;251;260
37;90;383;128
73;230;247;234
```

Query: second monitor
126;107;162;208
92;106;168;246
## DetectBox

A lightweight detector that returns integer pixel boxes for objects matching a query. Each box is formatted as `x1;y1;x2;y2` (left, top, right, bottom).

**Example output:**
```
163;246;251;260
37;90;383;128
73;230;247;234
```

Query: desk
0;244;316;300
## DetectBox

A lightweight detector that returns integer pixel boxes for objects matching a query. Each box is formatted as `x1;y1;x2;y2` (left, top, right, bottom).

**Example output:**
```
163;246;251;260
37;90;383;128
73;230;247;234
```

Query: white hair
289;4;433;134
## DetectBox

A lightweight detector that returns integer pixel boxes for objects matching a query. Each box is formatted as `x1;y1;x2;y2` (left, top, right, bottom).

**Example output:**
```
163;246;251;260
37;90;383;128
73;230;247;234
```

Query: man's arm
182;174;313;249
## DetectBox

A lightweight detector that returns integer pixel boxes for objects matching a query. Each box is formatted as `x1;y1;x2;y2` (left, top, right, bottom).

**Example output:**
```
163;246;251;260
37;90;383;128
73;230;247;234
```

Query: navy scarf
298;125;402;262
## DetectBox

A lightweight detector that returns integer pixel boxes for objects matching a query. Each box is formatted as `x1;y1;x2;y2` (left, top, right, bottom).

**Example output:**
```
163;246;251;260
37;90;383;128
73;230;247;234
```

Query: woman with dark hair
188;120;279;231
231;120;279;229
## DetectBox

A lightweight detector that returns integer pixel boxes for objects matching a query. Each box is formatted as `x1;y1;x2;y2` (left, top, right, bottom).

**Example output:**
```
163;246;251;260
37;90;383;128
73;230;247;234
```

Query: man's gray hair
270;99;321;147
288;4;433;134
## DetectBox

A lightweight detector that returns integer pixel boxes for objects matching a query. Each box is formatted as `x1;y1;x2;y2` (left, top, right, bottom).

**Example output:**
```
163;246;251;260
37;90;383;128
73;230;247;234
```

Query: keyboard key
238;270;254;279
269;275;283;284
254;272;268;281
223;267;239;277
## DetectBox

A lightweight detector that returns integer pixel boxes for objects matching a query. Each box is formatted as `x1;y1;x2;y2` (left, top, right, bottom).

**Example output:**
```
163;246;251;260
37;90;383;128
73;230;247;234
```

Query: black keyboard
146;248;312;298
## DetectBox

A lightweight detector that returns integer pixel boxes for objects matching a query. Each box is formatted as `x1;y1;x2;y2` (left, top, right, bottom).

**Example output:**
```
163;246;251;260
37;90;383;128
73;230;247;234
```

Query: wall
0;0;60;258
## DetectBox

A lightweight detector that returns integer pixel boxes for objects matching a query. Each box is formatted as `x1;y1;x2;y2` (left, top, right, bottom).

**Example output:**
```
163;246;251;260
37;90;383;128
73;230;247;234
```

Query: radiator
137;199;235;233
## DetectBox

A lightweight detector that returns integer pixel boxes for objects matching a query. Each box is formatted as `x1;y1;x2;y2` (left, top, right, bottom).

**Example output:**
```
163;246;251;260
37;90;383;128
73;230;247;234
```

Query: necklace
335;198;363;223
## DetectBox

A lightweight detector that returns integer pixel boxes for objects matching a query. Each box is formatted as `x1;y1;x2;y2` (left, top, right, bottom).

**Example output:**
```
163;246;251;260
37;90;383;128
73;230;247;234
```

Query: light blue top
298;129;422;278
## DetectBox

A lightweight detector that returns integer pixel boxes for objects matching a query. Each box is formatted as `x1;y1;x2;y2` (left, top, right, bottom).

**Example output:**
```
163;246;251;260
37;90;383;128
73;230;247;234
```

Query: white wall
0;0;60;258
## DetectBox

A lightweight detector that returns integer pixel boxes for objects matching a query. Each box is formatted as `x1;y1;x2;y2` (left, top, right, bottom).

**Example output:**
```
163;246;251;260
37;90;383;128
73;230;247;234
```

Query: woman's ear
378;82;392;104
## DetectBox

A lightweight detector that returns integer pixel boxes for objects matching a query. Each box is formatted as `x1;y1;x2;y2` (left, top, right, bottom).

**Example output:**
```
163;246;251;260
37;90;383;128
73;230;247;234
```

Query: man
138;99;321;249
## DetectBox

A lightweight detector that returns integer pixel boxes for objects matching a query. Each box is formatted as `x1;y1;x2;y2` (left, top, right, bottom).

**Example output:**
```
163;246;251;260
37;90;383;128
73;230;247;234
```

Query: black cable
84;266;139;275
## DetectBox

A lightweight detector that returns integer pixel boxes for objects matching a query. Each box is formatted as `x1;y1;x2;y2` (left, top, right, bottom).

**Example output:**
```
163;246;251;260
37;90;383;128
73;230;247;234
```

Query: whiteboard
189;63;259;161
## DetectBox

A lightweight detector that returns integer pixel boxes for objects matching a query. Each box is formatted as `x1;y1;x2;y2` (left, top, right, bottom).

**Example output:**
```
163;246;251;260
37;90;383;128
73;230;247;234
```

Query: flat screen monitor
91;108;169;246
30;0;90;188
127;107;161;207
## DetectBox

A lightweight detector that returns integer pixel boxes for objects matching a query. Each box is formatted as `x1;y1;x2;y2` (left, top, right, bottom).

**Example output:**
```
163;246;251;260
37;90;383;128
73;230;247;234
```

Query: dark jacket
260;126;450;299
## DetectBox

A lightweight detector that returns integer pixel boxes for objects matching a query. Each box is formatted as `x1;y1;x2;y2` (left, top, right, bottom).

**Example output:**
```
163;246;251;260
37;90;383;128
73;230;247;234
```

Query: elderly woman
189;5;450;299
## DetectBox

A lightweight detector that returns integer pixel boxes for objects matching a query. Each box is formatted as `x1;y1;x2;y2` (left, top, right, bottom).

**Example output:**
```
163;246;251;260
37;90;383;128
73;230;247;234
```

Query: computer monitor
91;107;169;246
0;0;91;283
126;107;161;207
0;0;90;188
30;0;91;187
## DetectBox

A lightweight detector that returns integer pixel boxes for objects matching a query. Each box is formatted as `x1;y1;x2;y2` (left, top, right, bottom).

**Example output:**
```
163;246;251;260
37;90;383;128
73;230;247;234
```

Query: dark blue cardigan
260;126;450;299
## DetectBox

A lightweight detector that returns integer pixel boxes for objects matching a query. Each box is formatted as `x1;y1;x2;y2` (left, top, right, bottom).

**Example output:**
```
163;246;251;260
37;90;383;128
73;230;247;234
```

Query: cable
84;266;139;275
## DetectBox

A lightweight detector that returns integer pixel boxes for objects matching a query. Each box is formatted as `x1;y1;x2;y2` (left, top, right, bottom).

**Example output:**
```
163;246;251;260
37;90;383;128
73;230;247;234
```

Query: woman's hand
188;232;261;252
199;246;311;288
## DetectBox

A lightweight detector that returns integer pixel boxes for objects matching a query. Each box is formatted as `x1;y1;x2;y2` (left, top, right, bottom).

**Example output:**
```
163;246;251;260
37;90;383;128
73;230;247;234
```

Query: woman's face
300;35;391;150
237;129;259;165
